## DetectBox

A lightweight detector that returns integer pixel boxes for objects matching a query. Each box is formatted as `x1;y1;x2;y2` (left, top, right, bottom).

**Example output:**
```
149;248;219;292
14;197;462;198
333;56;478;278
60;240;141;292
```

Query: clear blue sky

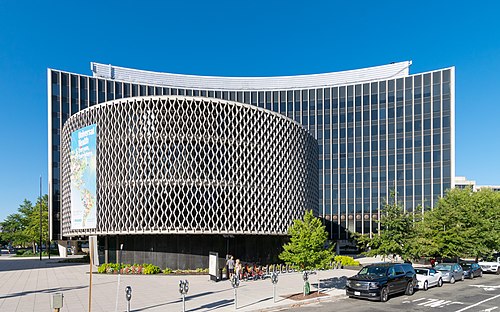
1;0;499;221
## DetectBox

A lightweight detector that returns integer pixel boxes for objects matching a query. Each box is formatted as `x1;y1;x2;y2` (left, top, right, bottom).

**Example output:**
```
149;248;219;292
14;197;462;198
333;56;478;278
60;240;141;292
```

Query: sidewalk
0;256;355;312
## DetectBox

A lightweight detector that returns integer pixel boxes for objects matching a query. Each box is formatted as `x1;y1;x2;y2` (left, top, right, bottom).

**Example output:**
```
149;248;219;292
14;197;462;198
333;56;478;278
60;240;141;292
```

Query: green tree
355;194;420;261
24;195;49;253
279;210;335;270
0;196;49;252
416;188;500;260
0;213;30;247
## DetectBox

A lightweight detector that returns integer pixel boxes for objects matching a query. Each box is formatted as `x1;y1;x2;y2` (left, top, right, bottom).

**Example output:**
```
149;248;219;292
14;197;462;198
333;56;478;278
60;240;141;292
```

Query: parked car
434;263;464;283
414;267;443;290
460;262;483;279
346;263;417;302
478;256;500;275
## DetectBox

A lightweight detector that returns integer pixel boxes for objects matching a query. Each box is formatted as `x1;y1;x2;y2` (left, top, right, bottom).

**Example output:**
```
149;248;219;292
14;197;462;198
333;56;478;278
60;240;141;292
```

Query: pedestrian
226;256;235;279
235;259;242;280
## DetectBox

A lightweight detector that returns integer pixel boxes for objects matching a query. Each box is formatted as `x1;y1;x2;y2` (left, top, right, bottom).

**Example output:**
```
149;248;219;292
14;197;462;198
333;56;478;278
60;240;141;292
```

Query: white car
479;257;500;274
414;267;444;291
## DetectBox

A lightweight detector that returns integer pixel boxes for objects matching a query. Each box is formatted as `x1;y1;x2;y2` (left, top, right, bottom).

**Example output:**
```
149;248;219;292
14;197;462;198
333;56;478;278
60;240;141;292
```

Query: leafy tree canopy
0;195;49;250
355;194;419;261
279;210;335;270
416;188;500;259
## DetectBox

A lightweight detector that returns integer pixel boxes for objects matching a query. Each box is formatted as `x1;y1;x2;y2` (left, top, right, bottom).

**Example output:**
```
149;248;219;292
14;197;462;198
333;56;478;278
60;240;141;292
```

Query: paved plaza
0;255;354;312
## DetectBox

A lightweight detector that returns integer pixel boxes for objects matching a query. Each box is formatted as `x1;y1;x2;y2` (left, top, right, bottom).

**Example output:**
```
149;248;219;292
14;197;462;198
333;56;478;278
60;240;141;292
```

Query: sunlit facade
49;61;454;248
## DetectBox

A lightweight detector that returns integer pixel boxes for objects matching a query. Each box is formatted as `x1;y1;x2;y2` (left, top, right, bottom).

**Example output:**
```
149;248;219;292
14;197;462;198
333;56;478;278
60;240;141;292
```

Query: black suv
346;263;417;302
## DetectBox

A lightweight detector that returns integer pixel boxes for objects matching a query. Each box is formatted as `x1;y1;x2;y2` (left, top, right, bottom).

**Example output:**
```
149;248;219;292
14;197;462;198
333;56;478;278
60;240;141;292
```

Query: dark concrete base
101;234;286;270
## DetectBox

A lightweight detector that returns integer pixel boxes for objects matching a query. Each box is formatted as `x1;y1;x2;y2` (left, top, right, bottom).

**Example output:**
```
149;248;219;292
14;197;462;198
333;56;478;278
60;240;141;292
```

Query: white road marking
478;307;497;312
411;298;427;302
455;294;500;312
471;285;500;291
415;298;463;308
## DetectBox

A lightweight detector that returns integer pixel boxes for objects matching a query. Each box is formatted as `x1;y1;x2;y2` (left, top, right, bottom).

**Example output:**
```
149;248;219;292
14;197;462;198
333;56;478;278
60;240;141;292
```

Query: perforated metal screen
61;96;318;236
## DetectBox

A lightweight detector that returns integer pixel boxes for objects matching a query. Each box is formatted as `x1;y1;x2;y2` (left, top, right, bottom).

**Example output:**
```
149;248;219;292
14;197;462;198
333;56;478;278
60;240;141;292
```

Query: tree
0;196;49;252
355;194;420;261
279;210;335;270
416;188;500;260
0;213;30;247
24;195;49;253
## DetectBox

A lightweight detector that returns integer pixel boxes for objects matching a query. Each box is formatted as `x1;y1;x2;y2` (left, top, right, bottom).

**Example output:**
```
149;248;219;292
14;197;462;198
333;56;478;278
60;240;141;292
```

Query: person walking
226;256;235;279
235;259;242;280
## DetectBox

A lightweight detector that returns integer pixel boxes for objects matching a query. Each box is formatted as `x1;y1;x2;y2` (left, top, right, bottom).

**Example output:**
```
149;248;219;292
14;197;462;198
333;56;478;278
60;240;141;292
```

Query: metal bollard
125;286;132;312
230;274;240;310
179;280;189;312
271;272;279;303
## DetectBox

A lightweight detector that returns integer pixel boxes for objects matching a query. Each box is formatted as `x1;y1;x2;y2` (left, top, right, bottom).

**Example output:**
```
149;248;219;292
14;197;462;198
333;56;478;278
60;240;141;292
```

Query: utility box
51;293;64;309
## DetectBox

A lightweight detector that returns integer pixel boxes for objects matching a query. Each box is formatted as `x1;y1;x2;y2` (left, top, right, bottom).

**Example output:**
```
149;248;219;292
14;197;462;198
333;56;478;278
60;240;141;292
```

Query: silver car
434;263;464;284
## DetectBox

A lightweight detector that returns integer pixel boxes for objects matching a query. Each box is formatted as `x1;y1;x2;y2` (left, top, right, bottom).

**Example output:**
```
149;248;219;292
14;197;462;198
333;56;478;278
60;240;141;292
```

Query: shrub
97;263;107;273
334;255;360;267
163;267;173;274
143;264;161;275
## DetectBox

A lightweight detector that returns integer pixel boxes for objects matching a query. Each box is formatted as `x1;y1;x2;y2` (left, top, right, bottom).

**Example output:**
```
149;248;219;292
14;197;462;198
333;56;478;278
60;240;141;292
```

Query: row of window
50;68;453;236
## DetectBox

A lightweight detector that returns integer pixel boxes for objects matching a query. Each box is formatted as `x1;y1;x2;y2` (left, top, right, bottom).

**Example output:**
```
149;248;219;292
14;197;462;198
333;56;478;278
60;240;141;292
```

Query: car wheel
470;271;474;279
461;273;465;281
405;282;415;295
380;287;389;302
479;271;483;277
496;268;500;275
423;281;428;291
437;278;443;287
450;276;455;284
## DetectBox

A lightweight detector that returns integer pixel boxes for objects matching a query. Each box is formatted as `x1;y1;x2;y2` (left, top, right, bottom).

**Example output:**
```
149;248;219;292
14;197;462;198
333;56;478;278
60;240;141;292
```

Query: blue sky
1;0;499;221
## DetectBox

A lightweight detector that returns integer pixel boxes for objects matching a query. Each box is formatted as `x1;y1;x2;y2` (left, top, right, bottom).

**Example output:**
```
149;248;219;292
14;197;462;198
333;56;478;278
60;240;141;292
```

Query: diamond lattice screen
61;96;318;236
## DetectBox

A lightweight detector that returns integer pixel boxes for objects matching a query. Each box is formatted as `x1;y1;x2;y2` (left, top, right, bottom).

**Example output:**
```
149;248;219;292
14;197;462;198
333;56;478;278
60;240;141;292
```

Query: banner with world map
70;124;97;229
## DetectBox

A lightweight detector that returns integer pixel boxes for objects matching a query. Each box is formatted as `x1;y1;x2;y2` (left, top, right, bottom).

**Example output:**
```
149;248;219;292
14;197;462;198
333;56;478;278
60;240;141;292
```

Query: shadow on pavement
0;285;88;300
190;299;234;311
315;276;348;289
0;257;86;272
237;296;273;309
132;289;231;311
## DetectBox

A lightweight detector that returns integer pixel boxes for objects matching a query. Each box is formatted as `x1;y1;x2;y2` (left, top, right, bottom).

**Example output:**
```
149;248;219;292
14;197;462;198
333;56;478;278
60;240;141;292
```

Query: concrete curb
252;291;347;312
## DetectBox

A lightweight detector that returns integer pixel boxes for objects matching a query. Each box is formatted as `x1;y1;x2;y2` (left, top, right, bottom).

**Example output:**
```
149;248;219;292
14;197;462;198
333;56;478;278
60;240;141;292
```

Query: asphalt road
287;273;500;312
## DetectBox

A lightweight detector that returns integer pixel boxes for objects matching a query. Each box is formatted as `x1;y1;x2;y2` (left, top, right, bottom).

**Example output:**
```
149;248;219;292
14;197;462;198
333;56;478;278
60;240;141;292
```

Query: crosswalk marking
471;285;500;291
478;307;497;312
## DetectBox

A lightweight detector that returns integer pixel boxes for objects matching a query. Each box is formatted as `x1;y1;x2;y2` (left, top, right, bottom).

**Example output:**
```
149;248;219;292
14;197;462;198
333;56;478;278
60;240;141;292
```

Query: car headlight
369;282;379;289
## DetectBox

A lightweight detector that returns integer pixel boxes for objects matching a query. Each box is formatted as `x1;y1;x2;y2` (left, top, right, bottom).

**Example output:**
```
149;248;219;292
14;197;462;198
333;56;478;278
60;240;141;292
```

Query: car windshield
358;266;388;277
435;264;452;271
461;264;471;269
414;269;428;275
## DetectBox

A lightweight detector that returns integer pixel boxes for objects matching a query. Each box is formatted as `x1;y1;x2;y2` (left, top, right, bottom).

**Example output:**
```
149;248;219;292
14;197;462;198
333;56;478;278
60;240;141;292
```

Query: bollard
230;273;240;310
178;280;189;312
125;286;132;312
271;271;279;303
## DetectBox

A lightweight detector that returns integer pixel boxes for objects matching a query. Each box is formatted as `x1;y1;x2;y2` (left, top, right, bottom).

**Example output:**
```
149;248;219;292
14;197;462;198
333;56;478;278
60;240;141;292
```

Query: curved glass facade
48;62;454;241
